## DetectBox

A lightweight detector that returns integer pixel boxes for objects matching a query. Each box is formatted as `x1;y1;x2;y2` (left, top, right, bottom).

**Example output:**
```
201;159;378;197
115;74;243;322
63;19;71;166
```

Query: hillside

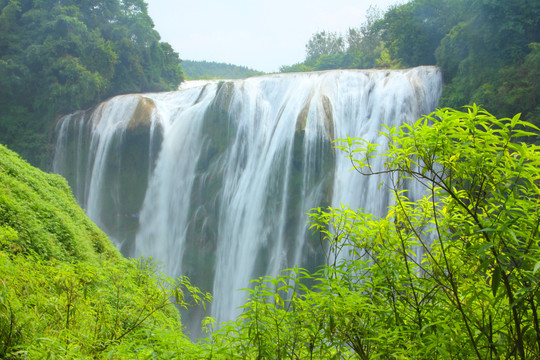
280;0;540;133
182;59;265;79
0;144;207;358
0;0;184;168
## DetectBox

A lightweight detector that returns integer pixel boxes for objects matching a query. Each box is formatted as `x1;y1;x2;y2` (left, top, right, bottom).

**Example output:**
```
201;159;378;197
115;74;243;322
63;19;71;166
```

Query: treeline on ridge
182;59;264;80
0;0;183;167
281;0;540;133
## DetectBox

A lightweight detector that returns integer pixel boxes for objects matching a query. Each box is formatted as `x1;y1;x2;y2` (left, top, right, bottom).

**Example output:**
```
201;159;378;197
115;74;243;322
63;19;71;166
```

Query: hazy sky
145;0;403;73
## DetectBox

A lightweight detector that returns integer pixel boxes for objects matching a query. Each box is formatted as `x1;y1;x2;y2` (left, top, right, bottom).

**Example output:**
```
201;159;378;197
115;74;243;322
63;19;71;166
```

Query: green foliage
200;106;540;359
331;105;540;358
280;7;396;73
380;0;465;67
3;99;540;357
434;0;540;127
0;252;214;359
305;31;345;64
0;0;184;167
0;144;115;260
279;62;314;73
280;0;540;131
0;144;211;358
182;60;264;80
442;42;540;137
343;6;385;70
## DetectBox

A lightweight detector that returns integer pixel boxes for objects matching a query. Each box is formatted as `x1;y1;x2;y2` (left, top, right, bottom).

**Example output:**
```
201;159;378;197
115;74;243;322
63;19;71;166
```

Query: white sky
145;0;403;73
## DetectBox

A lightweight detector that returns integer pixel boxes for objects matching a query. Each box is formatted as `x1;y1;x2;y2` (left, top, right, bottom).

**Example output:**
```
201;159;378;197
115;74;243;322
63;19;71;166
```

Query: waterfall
53;67;442;333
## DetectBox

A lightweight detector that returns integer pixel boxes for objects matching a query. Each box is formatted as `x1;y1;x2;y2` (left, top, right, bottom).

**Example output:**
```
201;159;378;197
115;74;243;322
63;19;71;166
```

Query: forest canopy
281;0;540;134
0;0;183;167
182;60;264;80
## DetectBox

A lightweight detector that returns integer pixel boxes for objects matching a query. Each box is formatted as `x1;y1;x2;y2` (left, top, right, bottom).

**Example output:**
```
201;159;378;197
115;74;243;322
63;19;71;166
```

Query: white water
53;67;442;332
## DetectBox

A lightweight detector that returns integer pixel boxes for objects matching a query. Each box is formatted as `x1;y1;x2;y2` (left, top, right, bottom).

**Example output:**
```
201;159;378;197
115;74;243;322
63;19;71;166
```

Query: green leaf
491;267;501;297
475;242;495;255
476;227;497;233
533;261;540;275
175;288;181;303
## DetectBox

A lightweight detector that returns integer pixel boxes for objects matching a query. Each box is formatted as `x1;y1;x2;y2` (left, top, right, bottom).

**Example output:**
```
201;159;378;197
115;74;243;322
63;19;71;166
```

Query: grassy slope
0;145;118;261
0;145;198;359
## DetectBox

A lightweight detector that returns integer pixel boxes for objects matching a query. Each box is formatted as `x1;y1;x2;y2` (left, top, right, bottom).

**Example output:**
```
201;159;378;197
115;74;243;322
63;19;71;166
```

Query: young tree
328;105;540;359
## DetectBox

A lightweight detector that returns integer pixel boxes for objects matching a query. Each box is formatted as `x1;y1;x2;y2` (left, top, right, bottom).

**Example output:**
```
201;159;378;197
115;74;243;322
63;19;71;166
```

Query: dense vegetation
0;0;183;167
2;0;540;358
5;106;539;358
281;0;540;133
182;60;264;80
199;106;540;359
0;144;211;358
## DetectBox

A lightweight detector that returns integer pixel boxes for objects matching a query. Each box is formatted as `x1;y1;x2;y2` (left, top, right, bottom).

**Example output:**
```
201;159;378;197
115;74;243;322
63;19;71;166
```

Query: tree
305;31;345;64
331;105;540;359
380;0;464;67
205;106;540;359
344;5;387;69
0;0;183;167
436;0;540;128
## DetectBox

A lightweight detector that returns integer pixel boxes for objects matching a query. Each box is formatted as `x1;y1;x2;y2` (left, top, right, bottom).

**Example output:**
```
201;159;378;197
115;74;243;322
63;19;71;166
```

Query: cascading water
53;67;442;334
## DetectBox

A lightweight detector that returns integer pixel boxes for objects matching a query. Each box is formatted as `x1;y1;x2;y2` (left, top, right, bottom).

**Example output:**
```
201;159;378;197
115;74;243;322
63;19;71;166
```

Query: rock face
53;67;442;333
